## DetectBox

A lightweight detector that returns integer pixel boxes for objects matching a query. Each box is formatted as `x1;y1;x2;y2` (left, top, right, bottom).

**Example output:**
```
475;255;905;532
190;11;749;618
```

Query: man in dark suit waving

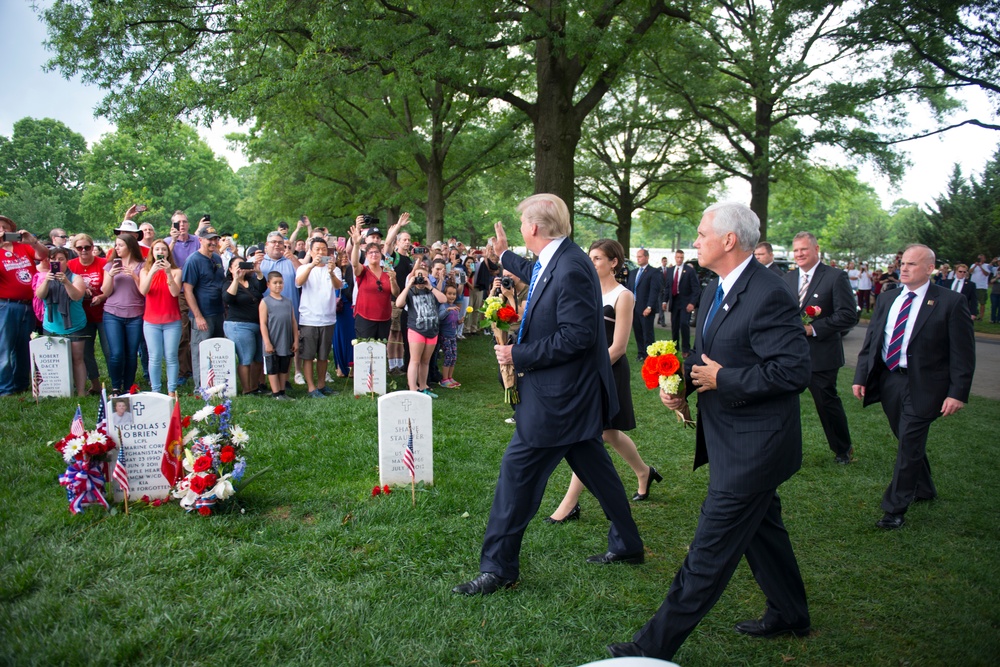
853;244;975;530
662;250;701;357
628;248;662;361
608;201;812;661
452;194;643;596
784;232;858;464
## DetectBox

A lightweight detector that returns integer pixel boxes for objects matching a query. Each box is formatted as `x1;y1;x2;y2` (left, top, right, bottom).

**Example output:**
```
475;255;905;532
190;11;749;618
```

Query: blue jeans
103;312;143;392
82;320;111;382
0;300;33;395
144;320;182;393
224;320;263;366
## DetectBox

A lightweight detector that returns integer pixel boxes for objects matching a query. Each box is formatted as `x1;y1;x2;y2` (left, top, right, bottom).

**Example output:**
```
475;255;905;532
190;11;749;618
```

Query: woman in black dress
546;239;661;523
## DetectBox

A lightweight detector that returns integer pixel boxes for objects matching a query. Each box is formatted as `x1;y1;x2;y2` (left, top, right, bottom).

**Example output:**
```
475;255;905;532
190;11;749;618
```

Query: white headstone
107;392;175;501
29;336;72;397
378;390;433;487
354;341;387;396
199;337;238;397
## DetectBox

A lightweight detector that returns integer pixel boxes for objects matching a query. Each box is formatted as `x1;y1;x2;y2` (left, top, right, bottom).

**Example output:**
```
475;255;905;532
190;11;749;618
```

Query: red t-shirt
0;243;39;301
354;266;393;321
68;255;108;323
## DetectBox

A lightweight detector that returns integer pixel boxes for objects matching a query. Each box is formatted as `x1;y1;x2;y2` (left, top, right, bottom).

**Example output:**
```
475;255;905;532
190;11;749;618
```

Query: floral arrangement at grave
640;340;695;428
480;295;521;404
171;383;250;515
801;304;822;325
53;406;116;514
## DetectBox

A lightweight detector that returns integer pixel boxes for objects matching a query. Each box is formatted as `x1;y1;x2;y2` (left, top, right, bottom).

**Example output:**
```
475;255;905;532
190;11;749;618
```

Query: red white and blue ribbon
58;460;110;515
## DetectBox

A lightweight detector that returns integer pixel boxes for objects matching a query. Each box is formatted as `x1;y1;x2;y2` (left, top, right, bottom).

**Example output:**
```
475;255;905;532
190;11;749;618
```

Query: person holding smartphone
139;240;183;396
0;216;47;396
223;256;267;396
35;247;89;396
101;234;147;394
295;238;343;397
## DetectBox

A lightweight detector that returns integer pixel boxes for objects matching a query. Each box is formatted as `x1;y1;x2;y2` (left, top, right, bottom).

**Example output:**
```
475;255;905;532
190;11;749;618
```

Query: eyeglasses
54;235;68;239
75;245;93;251
376;280;384;293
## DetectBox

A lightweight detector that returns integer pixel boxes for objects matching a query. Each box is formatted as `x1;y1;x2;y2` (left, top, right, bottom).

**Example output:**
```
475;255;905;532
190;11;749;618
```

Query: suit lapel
908;283;939;342
702;265;754;350
519;241;566;340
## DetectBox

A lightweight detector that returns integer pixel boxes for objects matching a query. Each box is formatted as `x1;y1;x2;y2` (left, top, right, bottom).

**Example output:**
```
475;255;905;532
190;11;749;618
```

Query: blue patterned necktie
885;291;917;370
517;260;542;344
702;285;725;334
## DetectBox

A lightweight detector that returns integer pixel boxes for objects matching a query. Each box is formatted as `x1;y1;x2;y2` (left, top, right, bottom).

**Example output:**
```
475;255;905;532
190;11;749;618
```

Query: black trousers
633;488;809;660
878;370;938;513
807;368;852;457
632;308;655;358
670;305;692;353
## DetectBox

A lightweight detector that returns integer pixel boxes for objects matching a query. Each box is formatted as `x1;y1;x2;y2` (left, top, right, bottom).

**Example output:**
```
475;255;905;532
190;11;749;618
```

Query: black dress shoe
876;512;905;530
735;616;811;638
586;550;644;565
607;642;648;658
543;503;580;524
834;447;854;464
632;466;663;501
451;572;517;596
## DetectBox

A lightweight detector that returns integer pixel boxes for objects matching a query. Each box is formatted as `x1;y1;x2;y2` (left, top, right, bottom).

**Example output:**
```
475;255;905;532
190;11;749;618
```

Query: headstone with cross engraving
354;340;387;396
377;390;433;487
198;337;238;397
29;336;72;397
107;392;175;501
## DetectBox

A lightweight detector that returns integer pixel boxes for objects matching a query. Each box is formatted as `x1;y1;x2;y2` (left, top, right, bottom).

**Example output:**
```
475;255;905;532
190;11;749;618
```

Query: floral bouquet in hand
53;414;117;514
481;295;521;404
641;340;695;428
172;384;256;515
801;305;821;325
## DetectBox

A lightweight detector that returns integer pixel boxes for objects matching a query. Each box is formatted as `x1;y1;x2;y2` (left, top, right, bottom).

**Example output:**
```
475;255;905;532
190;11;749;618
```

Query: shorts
223;320;263;365
42;328;90;342
299;324;334;361
441;335;457;367
407;329;439;346
264;354;292;375
977;289;988;306
355;315;390;340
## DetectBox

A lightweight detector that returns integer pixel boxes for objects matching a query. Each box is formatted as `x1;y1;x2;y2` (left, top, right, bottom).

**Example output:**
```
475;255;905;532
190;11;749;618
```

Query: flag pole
116;425;129;516
31;354;39;406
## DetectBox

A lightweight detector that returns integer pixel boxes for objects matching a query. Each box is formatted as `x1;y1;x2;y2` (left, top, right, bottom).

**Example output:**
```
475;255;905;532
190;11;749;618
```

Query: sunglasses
54;235;68;239
376;280;384;292
75;245;93;251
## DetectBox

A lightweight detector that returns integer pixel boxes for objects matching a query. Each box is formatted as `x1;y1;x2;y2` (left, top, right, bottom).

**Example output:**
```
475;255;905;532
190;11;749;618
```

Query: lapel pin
723;304;730;311
927;300;935;306
813;293;819;298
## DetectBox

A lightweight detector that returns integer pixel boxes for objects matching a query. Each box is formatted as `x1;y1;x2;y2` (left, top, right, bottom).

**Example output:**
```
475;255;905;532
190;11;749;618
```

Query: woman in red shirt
139;239;183;397
67;234;108;395
349;222;399;340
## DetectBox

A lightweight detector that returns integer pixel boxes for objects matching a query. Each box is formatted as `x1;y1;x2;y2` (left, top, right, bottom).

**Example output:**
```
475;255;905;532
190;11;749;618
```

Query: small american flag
70;405;85;437
402;418;415;479
96;387;108;434
31;355;43;399
112;437;130;496
206;353;215;388
366;351;374;393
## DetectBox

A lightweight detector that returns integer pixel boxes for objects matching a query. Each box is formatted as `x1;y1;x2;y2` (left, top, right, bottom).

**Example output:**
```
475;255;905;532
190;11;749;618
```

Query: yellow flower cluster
646;340;677;357
483;295;505;321
659;374;682;395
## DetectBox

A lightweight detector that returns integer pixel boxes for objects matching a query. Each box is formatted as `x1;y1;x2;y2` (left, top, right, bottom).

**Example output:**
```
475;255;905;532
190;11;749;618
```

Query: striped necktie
885;291;917;370
798;272;810;307
517;261;542;344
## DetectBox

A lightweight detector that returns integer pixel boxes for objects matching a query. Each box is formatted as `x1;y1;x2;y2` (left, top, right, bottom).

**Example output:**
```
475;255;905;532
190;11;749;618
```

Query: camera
155;254;167;263
135;204;147;213
500;276;515;290
51;261;61;274
318;256;330;265
113;258;123;269
238;261;255;270
413;246;429;255
362;214;379;227
3;232;21;243
413;275;427;285
172;221;180;231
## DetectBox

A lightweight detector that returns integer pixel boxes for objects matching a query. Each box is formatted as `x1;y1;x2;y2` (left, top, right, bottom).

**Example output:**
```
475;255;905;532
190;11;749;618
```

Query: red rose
198;506;211;516
214;404;226;415
141;495;151;504
190;475;207;494
383;485;391;495
203;473;218;488
220;445;235;463
497;306;519;324
151;498;162;507
193;455;213;473
181;416;192;428
129;384;140;395
640;357;660;390
371;485;382;497
805;305;822;318
656;354;680;377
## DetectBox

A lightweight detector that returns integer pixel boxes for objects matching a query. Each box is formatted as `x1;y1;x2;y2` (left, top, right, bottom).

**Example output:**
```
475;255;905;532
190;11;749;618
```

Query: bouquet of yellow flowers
641;340;695;428
481;295;520;404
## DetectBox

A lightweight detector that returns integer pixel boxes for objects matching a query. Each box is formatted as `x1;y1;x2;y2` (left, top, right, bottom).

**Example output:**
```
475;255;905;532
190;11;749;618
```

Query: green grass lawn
2;331;998;666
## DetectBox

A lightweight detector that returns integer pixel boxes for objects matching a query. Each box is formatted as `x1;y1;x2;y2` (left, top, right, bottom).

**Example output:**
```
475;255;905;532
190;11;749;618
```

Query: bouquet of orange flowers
481;295;520;404
641;340;695;428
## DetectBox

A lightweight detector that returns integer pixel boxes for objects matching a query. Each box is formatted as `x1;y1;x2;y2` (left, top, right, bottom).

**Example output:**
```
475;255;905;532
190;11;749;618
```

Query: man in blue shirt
182;226;225;388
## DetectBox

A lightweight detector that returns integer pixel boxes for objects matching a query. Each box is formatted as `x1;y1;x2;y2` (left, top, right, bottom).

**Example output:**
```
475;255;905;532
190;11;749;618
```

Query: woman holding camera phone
139;239;183;397
349;222;398;340
35;247;89;397
101;235;146;395
396;260;448;397
223;255;267;396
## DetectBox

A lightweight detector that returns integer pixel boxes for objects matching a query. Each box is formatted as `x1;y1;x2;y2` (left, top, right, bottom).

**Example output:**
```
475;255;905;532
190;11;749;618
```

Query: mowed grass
1;329;998;666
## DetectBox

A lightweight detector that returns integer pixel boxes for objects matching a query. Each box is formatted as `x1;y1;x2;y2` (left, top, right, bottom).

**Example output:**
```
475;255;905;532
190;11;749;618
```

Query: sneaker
319;386;339;396
294;372;306;385
325;372;335;383
273;393;294;401
421;388;439;399
251;385;270;395
307;389;326;398
439;379;453;388
450;379;462;387
504;416;516;424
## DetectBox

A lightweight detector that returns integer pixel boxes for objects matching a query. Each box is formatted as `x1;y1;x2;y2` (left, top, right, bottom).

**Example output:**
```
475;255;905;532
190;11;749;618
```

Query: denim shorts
223;320;263;365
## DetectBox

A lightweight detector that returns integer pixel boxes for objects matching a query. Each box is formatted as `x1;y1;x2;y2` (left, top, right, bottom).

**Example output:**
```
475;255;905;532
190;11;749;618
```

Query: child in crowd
395;264;447;398
259;271;298;400
438;283;463;388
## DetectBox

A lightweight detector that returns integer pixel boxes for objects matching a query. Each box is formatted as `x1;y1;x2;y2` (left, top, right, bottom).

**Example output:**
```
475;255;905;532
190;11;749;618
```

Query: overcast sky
3;0;998;211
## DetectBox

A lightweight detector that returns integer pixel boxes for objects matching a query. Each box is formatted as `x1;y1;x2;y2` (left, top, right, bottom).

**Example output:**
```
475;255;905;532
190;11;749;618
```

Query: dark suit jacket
627;263;663;312
767;263;784;276
687;259;811;493
503;243;618;447
662;263;701;310
783;263;858;372
853;284;975;419
944;278;978;316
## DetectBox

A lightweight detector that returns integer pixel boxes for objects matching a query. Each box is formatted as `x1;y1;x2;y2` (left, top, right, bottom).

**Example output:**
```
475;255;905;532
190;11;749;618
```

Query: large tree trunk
615;208;632;250
750;99;773;239
424;164;445;244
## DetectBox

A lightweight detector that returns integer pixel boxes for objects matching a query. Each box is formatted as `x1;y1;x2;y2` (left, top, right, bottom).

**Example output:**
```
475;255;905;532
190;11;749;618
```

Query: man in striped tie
852;244;976;530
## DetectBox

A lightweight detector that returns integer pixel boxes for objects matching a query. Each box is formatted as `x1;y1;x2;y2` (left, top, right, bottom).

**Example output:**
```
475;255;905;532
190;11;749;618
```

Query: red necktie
672;266;680;296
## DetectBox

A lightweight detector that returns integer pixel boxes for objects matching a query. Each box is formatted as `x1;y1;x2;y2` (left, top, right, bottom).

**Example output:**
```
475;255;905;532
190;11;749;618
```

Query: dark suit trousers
633;489;809;660
878;371;938;513
633;309;655;358
480;435;643;581
807;368;852;457
670;304;692;353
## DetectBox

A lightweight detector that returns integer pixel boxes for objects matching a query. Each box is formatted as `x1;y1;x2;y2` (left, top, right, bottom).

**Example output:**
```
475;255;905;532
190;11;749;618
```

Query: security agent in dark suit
853;244;975;530
452;194;643;596
945;264;979;320
783;232;858;463
754;241;785;276
627;248;662;360
661;249;701;356
609;201;812;661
